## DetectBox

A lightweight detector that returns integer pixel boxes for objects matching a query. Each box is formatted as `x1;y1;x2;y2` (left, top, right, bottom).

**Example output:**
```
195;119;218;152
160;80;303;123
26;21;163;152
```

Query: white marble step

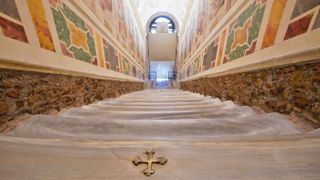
6;89;302;140
1;89;319;179
7;114;301;141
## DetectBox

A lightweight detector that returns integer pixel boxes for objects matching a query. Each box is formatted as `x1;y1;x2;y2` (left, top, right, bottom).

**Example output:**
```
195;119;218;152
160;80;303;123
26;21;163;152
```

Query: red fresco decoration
284;13;314;40
92;58;98;65
0;0;28;43
245;40;257;55
101;0;112;11
284;0;320;40
49;0;61;7
0;17;28;43
60;42;73;57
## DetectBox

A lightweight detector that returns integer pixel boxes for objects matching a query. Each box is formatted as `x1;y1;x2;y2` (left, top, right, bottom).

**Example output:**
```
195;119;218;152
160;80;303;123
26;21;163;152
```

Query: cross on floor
132;148;168;176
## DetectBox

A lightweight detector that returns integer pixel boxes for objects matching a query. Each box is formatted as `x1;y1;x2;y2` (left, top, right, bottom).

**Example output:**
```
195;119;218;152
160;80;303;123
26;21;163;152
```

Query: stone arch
146;12;180;33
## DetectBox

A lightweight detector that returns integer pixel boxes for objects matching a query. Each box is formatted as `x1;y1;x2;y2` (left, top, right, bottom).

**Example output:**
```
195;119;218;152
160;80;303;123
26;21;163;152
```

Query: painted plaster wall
0;0;146;81
178;0;320;80
81;0;146;67
178;0;237;70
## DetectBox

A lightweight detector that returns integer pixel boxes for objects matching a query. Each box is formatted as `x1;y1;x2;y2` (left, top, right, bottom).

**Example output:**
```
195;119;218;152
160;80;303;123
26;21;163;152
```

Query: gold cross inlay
132;148;168;176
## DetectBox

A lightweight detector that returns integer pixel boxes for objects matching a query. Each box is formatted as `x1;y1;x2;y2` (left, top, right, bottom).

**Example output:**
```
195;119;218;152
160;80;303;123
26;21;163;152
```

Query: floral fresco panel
51;3;97;65
224;0;266;61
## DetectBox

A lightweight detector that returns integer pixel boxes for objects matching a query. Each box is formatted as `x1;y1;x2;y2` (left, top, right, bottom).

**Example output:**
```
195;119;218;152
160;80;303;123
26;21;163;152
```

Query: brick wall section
0;69;144;124
180;61;320;128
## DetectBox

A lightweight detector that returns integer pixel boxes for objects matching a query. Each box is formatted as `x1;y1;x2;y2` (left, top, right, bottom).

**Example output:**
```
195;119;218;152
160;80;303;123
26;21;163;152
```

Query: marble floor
0;89;319;179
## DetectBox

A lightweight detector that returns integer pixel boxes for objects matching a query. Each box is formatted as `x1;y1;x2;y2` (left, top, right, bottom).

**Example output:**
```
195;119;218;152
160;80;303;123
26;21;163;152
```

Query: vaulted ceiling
131;0;191;31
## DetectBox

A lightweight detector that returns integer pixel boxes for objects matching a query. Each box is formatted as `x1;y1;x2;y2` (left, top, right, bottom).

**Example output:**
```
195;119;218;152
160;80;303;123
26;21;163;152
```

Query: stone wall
180;61;320;128
0;69;144;125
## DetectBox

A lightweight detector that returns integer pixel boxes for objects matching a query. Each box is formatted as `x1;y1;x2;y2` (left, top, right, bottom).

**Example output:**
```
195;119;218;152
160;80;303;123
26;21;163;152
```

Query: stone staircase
6;89;302;140
0;89;319;179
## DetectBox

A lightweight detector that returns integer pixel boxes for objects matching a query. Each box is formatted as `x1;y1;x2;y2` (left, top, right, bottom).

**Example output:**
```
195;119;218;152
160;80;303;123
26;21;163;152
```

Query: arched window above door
149;16;176;33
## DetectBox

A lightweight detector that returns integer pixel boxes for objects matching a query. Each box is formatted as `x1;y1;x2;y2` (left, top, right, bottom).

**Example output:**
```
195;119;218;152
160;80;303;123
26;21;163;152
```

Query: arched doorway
146;14;178;88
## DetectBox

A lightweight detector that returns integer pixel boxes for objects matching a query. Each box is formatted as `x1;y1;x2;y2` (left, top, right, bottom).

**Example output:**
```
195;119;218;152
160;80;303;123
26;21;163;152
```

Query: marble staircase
0;89;319;179
6;89;303;140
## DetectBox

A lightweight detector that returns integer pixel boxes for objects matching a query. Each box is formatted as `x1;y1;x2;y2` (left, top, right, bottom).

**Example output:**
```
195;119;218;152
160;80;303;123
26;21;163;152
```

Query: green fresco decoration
51;3;97;64
225;0;266;62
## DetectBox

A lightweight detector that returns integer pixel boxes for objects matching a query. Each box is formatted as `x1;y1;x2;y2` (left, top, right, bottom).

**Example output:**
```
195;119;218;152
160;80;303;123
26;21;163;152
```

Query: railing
168;71;177;80
148;71;176;80
148;71;157;80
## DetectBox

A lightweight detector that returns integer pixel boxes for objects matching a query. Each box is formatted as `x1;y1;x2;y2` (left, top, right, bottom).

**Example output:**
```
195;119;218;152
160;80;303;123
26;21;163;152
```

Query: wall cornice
0;37;143;82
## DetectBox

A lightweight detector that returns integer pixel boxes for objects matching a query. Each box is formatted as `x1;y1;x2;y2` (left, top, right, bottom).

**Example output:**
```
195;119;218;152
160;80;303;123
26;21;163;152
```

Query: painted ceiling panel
132;0;190;30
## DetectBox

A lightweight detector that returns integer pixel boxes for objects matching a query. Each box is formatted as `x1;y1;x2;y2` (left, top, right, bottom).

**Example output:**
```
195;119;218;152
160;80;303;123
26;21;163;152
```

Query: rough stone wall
0;69;144;124
180;61;320;128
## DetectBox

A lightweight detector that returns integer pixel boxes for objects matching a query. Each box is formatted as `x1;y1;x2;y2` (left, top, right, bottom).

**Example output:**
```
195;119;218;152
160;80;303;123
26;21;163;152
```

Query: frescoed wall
27;0;56;51
51;1;98;64
0;0;146;80
179;0;320;80
224;0;266;62
81;0;146;67
0;0;28;43
81;0;114;32
202;37;219;71
284;0;320;40
121;58;131;75
103;38;120;72
262;0;287;49
178;0;237;67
